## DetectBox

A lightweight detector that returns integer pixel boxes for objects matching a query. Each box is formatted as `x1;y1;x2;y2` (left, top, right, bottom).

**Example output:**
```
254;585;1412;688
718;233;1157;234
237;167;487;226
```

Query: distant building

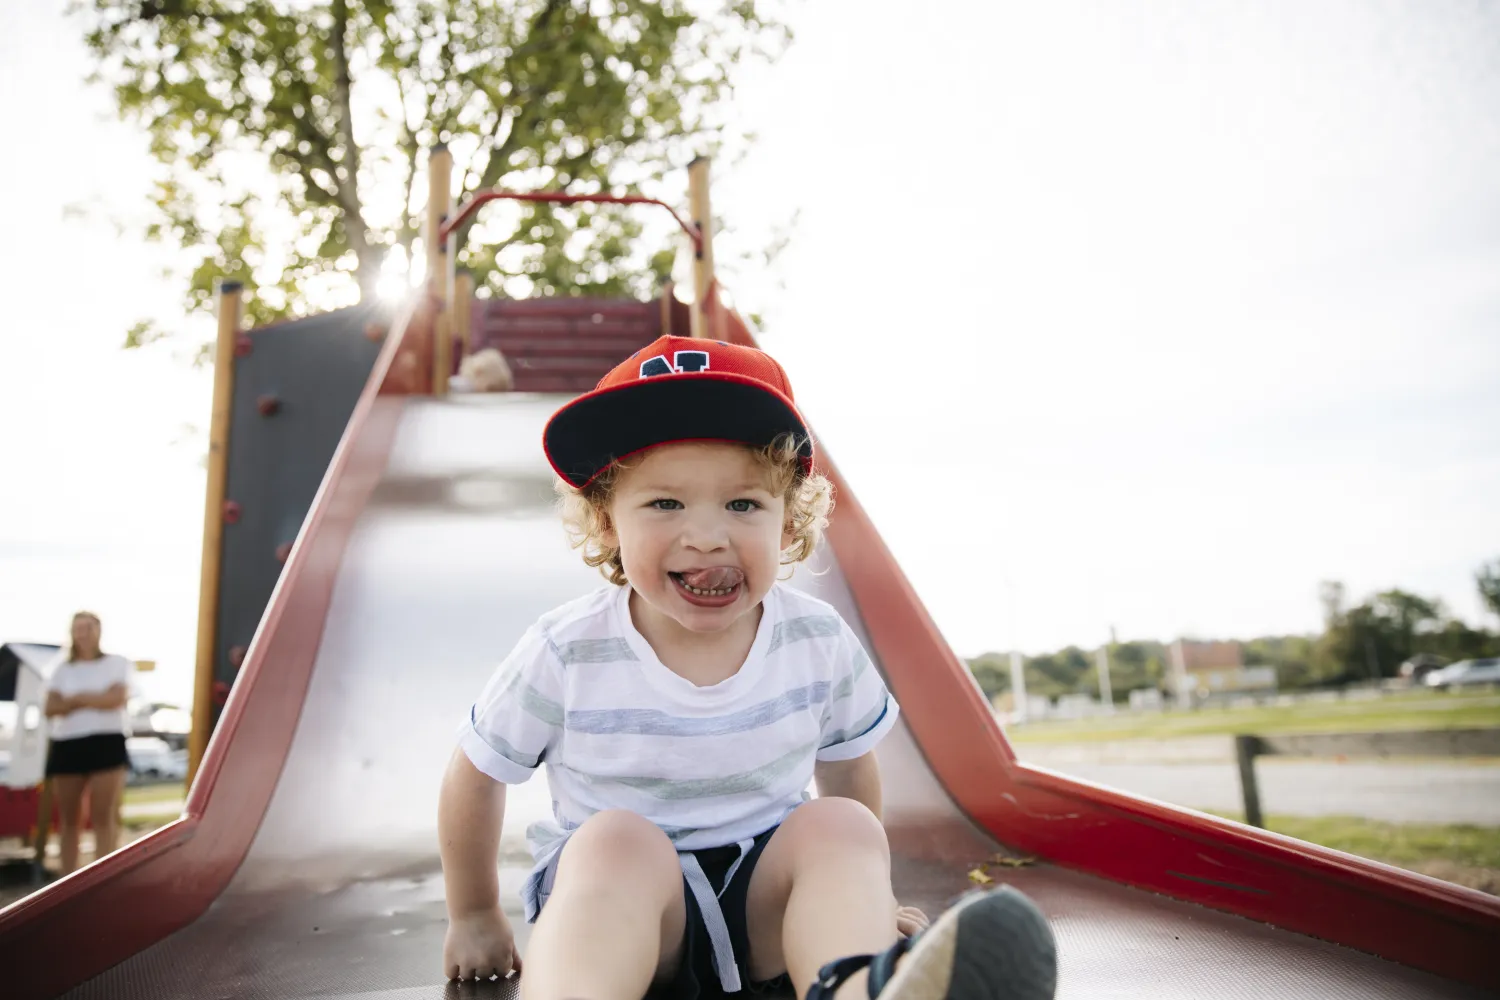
1170;639;1278;703
1128;688;1164;711
1179;640;1243;671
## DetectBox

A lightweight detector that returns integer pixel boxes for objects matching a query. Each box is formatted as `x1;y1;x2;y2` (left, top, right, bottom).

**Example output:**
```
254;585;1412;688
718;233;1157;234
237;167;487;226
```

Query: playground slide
0;297;1496;1000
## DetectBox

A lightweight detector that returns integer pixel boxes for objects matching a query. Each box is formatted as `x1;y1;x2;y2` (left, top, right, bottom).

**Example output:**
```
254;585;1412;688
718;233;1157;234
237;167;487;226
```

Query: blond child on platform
437;336;1057;1000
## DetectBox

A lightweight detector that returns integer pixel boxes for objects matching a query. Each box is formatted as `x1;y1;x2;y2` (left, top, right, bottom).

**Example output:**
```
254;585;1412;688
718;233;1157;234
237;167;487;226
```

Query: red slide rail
440;189;702;252
703;283;1500;993
0;301;431;999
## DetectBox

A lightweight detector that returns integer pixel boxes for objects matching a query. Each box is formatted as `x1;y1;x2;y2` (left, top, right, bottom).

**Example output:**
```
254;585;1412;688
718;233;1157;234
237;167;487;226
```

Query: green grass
122;782;187;807
1208;811;1500;872
1007;690;1500;744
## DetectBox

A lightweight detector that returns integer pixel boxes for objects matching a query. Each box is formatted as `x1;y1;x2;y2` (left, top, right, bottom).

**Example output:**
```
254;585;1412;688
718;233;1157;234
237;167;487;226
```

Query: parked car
1398;653;1448;683
1423;657;1500;689
126;736;188;782
127;700;192;750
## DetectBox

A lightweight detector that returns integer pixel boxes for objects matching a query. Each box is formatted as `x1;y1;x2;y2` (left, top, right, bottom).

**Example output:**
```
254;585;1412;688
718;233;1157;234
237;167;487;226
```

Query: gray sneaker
806;887;1057;1000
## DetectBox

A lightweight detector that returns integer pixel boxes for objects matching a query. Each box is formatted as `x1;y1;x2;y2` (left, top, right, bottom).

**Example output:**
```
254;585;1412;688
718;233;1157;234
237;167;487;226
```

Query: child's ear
600;510;618;547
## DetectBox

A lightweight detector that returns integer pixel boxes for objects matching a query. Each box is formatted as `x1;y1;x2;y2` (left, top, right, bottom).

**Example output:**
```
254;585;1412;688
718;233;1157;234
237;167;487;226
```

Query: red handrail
439;190;702;252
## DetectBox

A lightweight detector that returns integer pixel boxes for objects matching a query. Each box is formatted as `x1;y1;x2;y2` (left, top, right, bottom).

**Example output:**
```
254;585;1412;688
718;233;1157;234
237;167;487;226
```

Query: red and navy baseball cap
543;335;813;488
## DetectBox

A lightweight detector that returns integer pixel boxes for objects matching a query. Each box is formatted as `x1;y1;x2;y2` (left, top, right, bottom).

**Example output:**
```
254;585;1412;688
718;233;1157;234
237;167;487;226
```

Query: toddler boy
438;336;1056;1000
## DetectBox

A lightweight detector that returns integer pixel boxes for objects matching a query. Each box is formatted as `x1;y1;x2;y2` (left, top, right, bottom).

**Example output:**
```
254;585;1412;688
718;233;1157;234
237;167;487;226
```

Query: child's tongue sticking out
677;566;745;592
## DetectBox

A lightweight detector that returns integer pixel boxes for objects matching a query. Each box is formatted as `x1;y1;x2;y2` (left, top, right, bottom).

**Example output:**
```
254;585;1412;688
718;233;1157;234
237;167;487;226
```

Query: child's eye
727;499;762;513
649;498;683;511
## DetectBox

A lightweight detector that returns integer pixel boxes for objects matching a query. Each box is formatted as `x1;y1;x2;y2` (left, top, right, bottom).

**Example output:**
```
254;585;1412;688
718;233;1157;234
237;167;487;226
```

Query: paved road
129;753;1499;828
1041;759;1500;825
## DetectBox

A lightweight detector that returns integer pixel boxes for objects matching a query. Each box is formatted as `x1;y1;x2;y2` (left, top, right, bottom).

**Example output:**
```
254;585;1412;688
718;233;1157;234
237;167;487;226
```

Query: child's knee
560;809;679;884
783;796;890;861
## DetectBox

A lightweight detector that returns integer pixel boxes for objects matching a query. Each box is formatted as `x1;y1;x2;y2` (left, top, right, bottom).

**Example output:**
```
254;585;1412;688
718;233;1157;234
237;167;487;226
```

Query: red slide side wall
704;285;1500;993
0;302;428;1000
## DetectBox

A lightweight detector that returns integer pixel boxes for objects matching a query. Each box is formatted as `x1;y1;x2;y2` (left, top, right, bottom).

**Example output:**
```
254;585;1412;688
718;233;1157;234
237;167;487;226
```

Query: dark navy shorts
652;825;792;1000
45;733;129;777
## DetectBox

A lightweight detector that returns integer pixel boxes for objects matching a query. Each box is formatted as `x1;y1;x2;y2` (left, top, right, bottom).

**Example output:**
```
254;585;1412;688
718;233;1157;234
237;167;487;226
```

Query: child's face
606;442;791;635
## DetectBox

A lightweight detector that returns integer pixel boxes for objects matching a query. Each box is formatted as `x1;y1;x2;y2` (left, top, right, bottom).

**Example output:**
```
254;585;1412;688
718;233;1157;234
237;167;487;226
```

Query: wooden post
453;270;474;369
31;780;53;875
687;157;715;339
433;312;453;393
188;281;242;785
428;144;454;394
1234;735;1264;828
659;281;675;337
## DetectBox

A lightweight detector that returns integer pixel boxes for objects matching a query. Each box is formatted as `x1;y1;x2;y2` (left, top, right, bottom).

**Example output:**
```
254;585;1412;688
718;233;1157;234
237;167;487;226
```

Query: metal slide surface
39;394;1486;1000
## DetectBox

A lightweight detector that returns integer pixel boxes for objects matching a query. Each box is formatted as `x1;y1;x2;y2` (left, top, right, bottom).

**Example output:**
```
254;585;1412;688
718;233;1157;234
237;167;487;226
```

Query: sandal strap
807;954;874;1000
868;935;914;995
806;934;915;1000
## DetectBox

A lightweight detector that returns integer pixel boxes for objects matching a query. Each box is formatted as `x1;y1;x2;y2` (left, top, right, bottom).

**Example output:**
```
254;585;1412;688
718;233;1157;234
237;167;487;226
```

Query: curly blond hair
557;435;833;586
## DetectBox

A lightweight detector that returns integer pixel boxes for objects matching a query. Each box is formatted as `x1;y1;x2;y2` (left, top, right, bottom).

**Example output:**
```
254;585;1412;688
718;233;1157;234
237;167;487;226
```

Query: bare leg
744;798;898;999
88;767;128;858
52;775;88;875
521;810;687;1000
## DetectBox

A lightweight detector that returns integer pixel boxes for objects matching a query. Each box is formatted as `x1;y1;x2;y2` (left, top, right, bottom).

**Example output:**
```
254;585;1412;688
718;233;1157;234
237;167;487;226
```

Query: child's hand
443;906;521;981
896;904;929;938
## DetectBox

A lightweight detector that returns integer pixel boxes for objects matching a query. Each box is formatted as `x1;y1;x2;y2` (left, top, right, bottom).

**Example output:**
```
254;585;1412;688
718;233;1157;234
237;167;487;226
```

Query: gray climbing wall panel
209;303;386;731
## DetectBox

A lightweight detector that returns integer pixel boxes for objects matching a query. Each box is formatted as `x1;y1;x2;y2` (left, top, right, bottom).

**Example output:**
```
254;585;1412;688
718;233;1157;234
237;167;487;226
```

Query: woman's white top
44;654;133;740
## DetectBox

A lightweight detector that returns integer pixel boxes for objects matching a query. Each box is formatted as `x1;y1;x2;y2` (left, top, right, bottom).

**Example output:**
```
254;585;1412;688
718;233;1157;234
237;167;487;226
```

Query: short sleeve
41;655;70;697
458;624;565;784
111;656;134;690
817;626;899;762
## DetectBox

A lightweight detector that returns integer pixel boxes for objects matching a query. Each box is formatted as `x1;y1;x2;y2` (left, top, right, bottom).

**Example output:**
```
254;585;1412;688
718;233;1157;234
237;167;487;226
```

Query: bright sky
1;2;1497;708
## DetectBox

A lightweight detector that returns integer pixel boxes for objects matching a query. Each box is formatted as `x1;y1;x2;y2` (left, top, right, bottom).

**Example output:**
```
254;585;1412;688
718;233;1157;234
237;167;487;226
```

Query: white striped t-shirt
459;582;899;879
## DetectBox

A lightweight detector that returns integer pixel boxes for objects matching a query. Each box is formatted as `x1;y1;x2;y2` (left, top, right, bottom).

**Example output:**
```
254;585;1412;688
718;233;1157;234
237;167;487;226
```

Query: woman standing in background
42;611;132;875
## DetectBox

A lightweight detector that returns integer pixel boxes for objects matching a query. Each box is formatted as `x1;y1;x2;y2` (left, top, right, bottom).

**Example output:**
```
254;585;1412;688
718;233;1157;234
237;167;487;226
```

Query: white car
1423;657;1500;689
126;737;188;781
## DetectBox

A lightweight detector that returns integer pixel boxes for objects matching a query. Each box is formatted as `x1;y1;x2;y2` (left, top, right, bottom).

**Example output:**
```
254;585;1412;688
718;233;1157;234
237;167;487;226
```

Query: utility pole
1096;641;1115;715
1170;639;1190;707
1009;650;1028;723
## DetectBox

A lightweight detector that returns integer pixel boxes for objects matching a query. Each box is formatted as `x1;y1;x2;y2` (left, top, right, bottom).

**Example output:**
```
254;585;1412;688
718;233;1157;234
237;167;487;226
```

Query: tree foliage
74;0;789;334
1477;558;1500;620
1240;635;1320;688
969;644;1165;703
969;572;1500;699
1318;586;1500;680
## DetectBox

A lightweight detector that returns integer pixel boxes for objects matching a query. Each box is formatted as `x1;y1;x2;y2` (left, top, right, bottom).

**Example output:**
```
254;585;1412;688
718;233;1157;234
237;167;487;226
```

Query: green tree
76;0;789;337
1321;589;1445;681
1242;634;1322;689
966;652;1012;700
1424;619;1500;663
1103;640;1163;697
1318;580;1346;629
1372;590;1444;658
1025;647;1089;699
1477;558;1500;620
